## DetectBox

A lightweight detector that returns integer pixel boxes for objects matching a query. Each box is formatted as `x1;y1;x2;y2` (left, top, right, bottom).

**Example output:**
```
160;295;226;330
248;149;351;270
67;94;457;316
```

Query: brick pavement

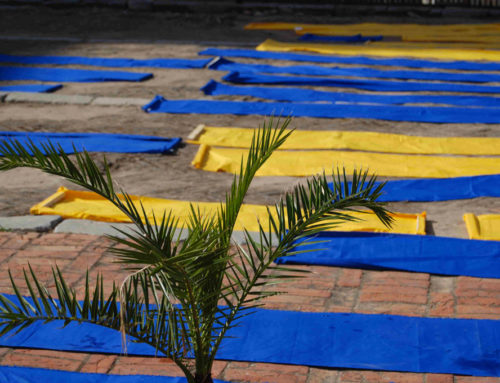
0;231;499;383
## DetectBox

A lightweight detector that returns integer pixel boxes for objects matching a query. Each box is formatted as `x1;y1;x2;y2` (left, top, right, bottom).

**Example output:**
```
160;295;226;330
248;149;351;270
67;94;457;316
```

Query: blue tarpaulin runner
209;57;500;83
0;295;498;376
0;366;228;383
0;53;211;69
142;96;500;124
276;231;500;279
332;175;500;202
199;48;500;71
0;84;62;93
299;33;383;42
0;66;152;82
223;71;500;94
202;80;500;108
0;131;182;154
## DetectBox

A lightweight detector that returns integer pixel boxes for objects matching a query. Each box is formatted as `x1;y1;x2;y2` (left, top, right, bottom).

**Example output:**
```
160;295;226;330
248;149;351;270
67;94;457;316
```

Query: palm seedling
0;118;391;383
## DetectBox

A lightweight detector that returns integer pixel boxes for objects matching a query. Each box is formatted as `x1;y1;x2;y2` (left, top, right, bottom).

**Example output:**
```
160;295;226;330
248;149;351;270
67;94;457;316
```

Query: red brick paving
0;232;499;382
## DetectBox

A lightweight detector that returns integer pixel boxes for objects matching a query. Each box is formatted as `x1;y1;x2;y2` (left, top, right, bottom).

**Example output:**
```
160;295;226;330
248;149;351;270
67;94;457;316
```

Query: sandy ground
0;6;499;239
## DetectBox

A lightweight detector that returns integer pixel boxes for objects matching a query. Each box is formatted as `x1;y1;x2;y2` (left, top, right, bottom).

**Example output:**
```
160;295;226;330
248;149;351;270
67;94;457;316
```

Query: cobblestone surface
0;232;498;382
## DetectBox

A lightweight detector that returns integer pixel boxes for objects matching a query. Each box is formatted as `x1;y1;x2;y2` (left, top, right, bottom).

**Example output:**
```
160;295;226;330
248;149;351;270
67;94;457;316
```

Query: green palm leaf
0;118;391;383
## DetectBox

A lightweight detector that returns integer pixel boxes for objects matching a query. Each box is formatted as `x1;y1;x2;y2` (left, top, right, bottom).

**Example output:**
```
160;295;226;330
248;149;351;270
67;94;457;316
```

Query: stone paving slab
4;92;95;105
54;218;276;244
54;218;190;240
231;230;279;245
0;215;62;232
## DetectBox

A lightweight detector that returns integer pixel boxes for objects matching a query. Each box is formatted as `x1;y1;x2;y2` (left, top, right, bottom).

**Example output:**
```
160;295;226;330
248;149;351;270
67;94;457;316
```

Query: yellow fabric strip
244;22;500;33
192;145;500;178
256;39;500;62
369;41;500;50
402;35;500;44
188;126;500;156
30;187;426;235
463;213;500;240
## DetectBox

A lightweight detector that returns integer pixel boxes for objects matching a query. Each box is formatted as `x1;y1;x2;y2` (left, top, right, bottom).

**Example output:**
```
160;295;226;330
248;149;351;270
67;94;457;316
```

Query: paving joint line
451;276;458;319
351;269;365;314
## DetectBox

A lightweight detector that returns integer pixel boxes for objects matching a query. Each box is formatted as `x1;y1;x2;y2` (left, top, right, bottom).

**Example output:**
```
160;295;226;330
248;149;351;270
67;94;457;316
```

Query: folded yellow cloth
31;187;426;235
192;145;500;178
256;39;500;62
463;213;500;240
188;126;500;156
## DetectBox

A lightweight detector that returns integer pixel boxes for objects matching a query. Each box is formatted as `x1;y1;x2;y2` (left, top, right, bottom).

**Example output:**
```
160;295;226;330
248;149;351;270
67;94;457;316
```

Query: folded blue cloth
276;231;500;278
143;96;500;124
338;175;500;202
0;84;62;92
202;80;500;108
224;71;500;94
0;131;181;154
209;57;500;83
0;66;152;82
0;53;211;69
200;48;500;71
0;295;499;376
0;366;228;383
299;33;383;42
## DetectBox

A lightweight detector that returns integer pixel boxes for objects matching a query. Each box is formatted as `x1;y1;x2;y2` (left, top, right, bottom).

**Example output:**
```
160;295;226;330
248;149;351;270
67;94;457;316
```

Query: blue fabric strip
0;131;182;154
299;33;383;42
0;53;211;69
332;175;500;202
223;71;500;94
276;231;500;279
199;48;500;71
209;57;500;83
0;366;229;383
143;96;500;124
0;66;152;82
0;84;62;93
0;296;498;376
202;80;500;108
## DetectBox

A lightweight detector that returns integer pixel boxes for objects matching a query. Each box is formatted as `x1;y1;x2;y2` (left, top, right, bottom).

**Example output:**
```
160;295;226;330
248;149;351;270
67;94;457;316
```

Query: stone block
5;92;94;105
54;219;189;240
0;215;62;232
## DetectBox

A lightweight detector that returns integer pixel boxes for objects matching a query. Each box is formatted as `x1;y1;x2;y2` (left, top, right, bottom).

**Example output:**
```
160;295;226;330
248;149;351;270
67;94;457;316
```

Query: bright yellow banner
463;213;500;240
256;39;500;62
192;145;500;178
31;187;426;235
188;126;500;156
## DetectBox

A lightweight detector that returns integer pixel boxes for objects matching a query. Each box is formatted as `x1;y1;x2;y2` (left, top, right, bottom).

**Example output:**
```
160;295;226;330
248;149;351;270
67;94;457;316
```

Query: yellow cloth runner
401;35;500;44
244;22;500;33
192;145;500;178
256;39;500;62
368;41;500;50
245;22;500;42
31;187;426;235
463;213;500;240
188;126;500;156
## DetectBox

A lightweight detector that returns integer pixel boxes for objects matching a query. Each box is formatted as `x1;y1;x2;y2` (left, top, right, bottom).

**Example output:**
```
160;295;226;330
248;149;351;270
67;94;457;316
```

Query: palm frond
0;119;393;383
